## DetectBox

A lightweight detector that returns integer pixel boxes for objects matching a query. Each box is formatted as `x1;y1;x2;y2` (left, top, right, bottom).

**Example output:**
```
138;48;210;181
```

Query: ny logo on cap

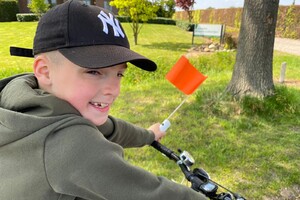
98;11;125;38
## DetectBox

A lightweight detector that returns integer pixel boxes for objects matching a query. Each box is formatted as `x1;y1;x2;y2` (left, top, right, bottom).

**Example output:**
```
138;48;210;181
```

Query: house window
104;0;112;12
82;0;91;5
49;0;57;6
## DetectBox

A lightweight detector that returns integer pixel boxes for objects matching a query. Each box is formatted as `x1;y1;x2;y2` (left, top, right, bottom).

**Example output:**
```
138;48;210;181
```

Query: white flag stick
160;96;189;132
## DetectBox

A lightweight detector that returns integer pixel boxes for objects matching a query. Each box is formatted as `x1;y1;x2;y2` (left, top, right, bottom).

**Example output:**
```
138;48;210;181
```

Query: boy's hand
148;123;166;142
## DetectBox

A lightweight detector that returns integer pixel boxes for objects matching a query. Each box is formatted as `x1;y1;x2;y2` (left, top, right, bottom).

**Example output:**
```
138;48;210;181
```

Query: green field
1;22;299;199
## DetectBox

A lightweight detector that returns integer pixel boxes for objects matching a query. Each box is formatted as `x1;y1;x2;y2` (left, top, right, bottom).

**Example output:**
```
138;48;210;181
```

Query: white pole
279;62;287;83
159;96;189;132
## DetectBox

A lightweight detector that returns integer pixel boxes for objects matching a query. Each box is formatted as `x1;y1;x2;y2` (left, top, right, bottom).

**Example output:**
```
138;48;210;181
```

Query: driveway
274;38;300;56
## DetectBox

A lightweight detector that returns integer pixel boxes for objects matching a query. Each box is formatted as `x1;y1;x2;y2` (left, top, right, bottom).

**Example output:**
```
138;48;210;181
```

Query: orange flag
166;55;207;95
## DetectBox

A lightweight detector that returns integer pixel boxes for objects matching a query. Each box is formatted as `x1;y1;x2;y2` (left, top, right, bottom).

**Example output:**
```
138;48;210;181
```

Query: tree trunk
226;0;279;98
132;20;139;45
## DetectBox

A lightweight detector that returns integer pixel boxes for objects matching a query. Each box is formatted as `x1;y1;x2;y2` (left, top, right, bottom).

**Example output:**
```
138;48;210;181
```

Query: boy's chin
86;116;108;126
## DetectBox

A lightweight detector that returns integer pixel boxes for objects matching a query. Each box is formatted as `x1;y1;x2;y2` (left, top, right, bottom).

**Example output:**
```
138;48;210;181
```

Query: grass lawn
1;22;299;199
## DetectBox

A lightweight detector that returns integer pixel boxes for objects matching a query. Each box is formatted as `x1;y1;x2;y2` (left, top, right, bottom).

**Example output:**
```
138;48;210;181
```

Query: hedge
16;13;39;22
116;16;176;25
147;17;176;25
0;1;19;22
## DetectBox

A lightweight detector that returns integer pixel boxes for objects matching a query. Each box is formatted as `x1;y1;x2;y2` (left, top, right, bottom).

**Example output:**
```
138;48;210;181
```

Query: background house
17;0;118;14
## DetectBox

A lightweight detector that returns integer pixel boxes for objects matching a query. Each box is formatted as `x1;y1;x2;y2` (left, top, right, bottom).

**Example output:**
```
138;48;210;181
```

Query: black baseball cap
10;0;157;71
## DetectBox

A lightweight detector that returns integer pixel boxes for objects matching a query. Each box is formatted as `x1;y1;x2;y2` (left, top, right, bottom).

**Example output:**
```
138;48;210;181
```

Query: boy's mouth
90;102;109;109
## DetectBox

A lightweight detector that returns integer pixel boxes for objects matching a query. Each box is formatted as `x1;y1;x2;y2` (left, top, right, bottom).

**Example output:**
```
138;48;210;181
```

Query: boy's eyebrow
118;64;128;70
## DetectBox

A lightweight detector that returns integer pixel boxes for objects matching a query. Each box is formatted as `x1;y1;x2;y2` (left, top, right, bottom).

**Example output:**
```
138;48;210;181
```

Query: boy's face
46;54;127;126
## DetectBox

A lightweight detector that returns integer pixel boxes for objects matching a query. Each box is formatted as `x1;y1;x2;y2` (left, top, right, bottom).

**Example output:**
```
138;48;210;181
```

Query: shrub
16;13;39;22
0;1;19;22
28;0;49;18
116;16;176;25
175;20;194;31
282;4;298;39
116;16;131;22
147;17;176;25
224;33;237;49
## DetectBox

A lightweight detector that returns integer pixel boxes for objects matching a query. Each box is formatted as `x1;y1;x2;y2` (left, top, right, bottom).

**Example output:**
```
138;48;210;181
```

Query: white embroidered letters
98;11;125;38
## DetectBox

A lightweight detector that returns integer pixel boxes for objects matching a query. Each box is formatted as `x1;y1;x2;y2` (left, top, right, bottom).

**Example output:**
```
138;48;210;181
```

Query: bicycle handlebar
151;141;246;200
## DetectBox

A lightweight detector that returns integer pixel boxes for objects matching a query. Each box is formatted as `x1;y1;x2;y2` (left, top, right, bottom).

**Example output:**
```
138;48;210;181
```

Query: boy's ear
33;54;52;86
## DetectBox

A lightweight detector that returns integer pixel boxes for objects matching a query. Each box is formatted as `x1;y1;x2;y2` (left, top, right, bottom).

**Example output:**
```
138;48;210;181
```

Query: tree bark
226;0;279;98
132;20;139;45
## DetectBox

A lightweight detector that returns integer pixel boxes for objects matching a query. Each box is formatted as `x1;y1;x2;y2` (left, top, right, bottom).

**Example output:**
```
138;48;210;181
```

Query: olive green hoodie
0;74;206;200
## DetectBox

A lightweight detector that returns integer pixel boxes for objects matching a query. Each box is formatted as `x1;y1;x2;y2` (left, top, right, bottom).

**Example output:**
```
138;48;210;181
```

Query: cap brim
58;45;157;71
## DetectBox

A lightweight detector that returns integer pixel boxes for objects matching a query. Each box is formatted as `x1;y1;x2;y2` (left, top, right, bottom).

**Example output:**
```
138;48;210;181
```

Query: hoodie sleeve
44;124;207;200
98;115;155;148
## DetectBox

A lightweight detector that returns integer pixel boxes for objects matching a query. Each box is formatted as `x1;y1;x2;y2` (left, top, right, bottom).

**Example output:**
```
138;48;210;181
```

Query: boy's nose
101;77;120;96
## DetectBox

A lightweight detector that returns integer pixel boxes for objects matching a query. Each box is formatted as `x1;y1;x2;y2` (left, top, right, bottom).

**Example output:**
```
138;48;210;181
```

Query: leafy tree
226;0;279;98
175;0;195;22
28;0;50;18
156;0;176;18
110;0;159;45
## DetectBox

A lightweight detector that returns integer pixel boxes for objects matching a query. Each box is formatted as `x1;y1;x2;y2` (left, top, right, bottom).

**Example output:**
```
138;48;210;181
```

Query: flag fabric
166;55;207;95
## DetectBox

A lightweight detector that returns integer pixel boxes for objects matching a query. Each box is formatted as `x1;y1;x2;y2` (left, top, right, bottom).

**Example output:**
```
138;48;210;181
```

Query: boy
0;0;207;199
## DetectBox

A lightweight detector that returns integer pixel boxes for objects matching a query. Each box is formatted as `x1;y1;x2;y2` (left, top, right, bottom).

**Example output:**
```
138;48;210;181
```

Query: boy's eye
86;69;125;77
87;70;101;75
117;72;125;77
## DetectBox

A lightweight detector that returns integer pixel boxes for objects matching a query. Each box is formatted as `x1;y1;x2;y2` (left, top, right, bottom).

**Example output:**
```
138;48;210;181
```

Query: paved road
274;38;300;56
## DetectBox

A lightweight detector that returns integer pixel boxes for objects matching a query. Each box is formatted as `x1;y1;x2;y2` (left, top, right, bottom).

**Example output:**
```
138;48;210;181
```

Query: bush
175;20;194;31
27;0;49;18
16;13;39;22
116;16;131;22
147;17;176;25
0;1;19;22
224;33;237;49
116;16;176;25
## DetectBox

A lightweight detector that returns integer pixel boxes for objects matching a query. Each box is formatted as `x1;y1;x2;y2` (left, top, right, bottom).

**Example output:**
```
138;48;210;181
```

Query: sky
192;0;299;10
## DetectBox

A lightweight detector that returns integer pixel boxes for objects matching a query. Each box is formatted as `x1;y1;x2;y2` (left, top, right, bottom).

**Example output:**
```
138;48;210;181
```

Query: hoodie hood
0;74;80;147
